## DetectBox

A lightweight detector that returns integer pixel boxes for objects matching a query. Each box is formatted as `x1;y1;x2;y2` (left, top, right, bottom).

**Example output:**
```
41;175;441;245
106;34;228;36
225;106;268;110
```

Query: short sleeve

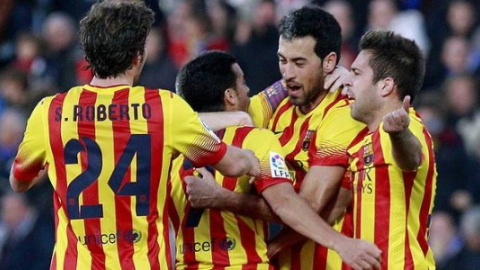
249;80;288;128
13;99;48;181
168;93;227;167
309;106;365;167
242;128;292;193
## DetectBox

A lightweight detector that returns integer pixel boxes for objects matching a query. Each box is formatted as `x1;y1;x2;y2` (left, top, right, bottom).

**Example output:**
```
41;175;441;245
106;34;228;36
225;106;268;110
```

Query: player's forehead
278;35;318;60
351;50;373;71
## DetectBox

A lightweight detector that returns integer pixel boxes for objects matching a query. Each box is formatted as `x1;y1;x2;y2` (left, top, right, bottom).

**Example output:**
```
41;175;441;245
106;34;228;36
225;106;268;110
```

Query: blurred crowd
0;0;480;269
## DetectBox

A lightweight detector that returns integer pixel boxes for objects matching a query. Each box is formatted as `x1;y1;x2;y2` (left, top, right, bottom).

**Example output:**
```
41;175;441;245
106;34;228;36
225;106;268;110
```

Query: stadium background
0;0;479;268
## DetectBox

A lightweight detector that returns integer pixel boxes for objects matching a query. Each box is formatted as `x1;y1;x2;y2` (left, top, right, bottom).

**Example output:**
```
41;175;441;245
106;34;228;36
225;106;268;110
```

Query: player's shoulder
227;125;277;141
408;107;428;134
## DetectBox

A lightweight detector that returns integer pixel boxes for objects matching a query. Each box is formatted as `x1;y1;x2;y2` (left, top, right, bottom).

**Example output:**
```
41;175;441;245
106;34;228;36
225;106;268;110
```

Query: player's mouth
286;83;302;96
344;87;355;100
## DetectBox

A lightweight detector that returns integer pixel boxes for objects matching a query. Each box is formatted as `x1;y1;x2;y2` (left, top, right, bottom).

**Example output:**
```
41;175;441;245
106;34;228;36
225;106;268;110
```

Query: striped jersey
347;108;437;269
250;80;366;270
12;84;228;270
169;126;292;269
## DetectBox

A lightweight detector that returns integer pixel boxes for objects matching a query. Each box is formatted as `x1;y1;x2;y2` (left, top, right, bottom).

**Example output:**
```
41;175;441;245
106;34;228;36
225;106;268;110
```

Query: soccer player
171;50;380;270
186;6;382;270
341;30;437;269
8;1;259;270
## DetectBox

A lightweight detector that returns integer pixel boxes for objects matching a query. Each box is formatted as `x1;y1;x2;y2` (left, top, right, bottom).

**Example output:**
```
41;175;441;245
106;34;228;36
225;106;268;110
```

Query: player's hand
244;150;261;177
324;65;349;93
267;239;283;259
334;237;382;270
185;168;221;208
383;95;411;134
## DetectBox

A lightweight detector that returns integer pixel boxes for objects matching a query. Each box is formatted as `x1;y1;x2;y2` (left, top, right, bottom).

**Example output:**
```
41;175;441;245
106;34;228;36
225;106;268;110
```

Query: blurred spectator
0;0;36;67
207;0;238;50
0;192;54;270
366;0;429;54
231;0;280;94
442;37;473;75
429;211;463;269
42;12;81;92
137;27;178;91
416;91;475;219
167;0;193;68
444;75;480;155
323;0;357;68
0;67;29;112
276;0;309;18
425;0;479;89
168;0;224;68
443;206;480;269
0;109;26;187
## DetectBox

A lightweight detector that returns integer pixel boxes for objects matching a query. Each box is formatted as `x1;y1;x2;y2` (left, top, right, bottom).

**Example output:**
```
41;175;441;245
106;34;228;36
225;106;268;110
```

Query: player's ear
224;88;237;106
322;52;337;73
131;52;143;67
380;77;395;97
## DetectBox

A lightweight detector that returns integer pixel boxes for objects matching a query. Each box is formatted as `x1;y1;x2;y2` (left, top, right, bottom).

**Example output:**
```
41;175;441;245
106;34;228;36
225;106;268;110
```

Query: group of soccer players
9;0;437;270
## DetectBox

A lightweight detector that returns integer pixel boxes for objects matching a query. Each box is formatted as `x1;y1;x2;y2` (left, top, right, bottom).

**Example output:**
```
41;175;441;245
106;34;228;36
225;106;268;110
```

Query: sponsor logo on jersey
270;152;291;178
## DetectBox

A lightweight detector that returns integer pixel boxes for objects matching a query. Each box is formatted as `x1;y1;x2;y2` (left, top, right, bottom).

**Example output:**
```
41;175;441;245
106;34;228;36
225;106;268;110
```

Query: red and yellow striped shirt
169;126;291;269
12;84;228;270
347;109;437;269
250;81;365;270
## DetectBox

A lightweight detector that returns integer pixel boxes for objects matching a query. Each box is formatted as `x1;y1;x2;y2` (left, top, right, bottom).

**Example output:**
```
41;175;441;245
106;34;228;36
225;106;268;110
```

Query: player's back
170;125;290;269
35;84;222;270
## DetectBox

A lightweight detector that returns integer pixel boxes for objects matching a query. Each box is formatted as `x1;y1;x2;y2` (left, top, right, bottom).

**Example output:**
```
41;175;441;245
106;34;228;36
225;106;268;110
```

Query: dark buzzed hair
278;5;342;64
359;30;425;102
176;51;238;113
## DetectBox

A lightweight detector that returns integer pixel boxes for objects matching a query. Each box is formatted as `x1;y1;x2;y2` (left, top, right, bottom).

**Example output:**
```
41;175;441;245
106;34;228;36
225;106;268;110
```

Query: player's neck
89;75;134;87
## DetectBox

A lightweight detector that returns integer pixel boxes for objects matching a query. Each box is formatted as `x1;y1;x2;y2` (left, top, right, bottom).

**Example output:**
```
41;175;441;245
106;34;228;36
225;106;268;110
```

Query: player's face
278;36;324;111
344;50;382;124
232;63;250;112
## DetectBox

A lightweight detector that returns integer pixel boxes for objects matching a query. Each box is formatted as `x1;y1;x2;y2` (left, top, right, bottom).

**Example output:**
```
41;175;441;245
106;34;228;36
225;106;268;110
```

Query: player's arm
184;169;280;222
199;111;254;131
266;165;347;257
383;96;422;171
214;145;260;177
10;100;48;192
260;172;381;270
199;80;288;129
171;93;260;177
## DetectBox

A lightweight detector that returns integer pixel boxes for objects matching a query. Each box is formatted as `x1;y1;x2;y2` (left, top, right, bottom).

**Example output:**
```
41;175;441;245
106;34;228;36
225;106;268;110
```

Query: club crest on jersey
302;130;315;151
270;152;291;178
219;237;236;251
363;141;374;166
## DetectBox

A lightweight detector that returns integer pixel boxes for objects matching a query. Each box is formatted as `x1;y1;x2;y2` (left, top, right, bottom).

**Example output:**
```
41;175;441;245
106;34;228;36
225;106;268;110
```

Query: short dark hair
278;5;342;64
80;0;154;79
359;30;425;102
176;51;237;112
